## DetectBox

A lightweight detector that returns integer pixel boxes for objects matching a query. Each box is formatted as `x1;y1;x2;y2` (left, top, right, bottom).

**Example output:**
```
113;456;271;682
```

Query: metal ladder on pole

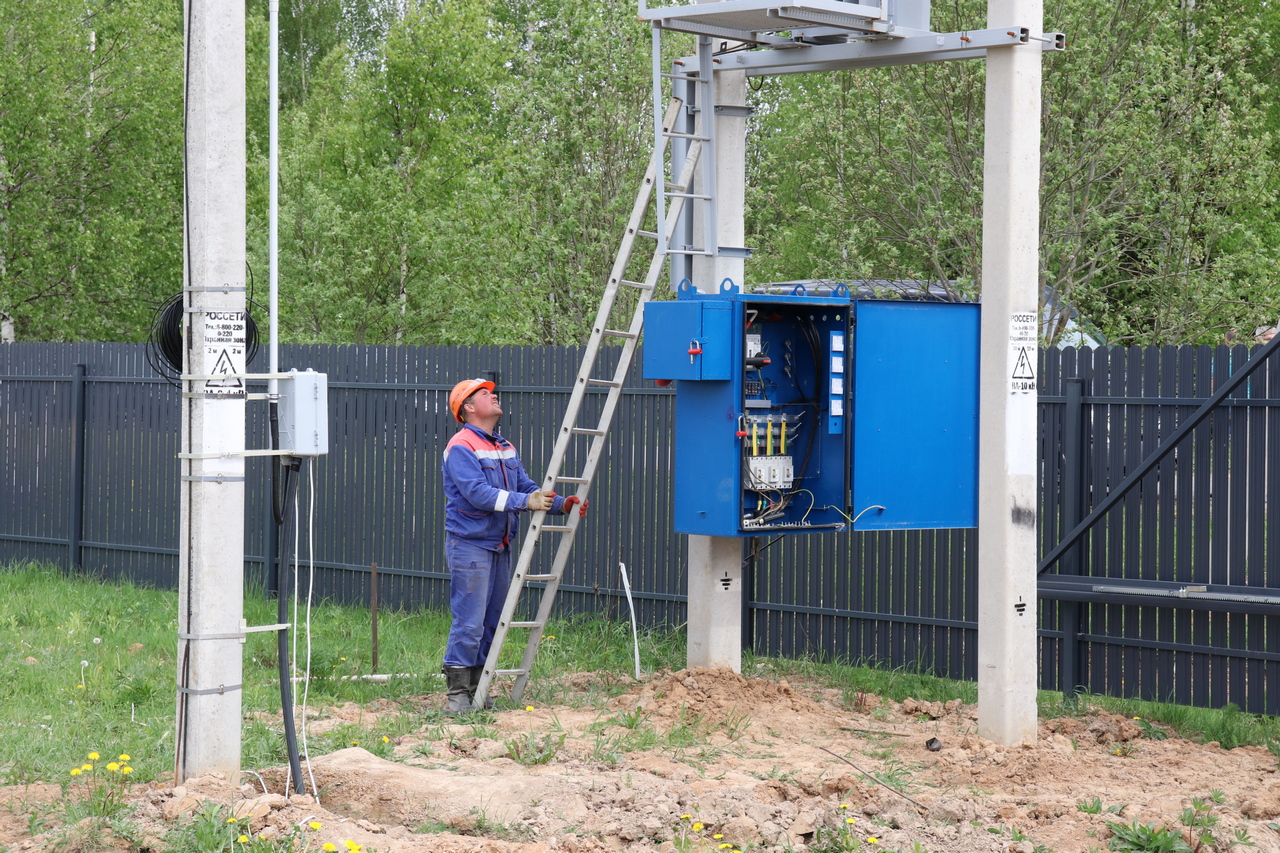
474;93;710;708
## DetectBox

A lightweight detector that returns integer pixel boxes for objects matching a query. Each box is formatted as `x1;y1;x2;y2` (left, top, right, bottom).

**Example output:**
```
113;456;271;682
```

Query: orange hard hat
449;378;495;423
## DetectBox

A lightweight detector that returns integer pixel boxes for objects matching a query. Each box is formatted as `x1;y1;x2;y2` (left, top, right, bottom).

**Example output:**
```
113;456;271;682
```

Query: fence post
68;364;87;572
1060;376;1085;700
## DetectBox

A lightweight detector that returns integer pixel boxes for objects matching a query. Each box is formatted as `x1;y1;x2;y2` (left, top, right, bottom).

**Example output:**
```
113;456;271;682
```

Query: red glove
563;496;589;517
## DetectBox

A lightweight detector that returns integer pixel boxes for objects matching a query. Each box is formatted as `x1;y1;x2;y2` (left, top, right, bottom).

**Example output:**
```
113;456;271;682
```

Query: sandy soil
4;668;1279;852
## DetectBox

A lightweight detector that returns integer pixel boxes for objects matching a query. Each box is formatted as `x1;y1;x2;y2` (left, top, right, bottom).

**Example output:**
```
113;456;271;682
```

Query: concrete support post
687;49;748;673
176;0;247;782
976;0;1042;746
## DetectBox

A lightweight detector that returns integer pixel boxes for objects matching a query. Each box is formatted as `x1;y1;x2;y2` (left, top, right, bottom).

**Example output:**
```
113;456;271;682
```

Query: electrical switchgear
644;283;979;536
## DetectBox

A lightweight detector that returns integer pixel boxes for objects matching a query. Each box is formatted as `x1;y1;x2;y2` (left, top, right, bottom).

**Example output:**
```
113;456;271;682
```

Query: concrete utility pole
687;39;748;673
976;0;1043;745
176;0;248;782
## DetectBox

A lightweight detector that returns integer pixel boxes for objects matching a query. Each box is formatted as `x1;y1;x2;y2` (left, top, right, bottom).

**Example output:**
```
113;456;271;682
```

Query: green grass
3;558;1279;794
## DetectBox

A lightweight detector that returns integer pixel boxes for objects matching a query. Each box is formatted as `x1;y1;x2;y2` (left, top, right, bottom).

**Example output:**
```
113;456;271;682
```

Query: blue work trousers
443;535;511;669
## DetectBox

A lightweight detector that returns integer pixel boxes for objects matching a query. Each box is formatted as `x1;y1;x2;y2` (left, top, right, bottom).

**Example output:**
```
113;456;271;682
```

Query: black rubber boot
443;666;474;715
469;666;496;710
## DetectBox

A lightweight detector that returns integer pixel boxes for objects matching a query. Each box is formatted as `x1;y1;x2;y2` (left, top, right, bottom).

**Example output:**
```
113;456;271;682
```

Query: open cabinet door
851;300;980;530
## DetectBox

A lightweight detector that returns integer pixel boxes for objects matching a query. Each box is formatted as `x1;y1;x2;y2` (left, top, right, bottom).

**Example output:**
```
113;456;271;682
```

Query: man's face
465;387;502;422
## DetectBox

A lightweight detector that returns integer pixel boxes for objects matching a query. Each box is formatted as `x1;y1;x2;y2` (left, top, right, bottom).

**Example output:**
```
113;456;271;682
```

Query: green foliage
1107;791;1256;852
747;0;1280;344
0;0;184;341
504;730;567;765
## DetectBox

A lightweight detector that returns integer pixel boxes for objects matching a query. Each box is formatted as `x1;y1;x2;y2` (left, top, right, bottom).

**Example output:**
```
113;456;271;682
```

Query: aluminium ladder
474;95;710;708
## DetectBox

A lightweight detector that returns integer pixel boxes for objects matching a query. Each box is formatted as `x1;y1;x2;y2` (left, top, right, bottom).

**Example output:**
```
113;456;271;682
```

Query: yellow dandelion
119;754;130;761
680;814;691;820
349;740;358;746
866;837;879;844
70;768;82;777
309;821;323;830
845;817;856;824
713;834;723;840
87;752;99;760
839;803;851;809
345;842;363;851
322;844;338;852
107;762;120;772
76;684;85;689
227;817;238;823
340;657;347;661
121;766;134;775
719;845;733;850
81;763;93;771
237;835;249;844
382;736;390;743
692;822;704;832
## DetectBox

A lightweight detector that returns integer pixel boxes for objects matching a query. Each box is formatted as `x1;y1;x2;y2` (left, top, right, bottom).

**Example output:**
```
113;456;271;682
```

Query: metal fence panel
3;341;1280;713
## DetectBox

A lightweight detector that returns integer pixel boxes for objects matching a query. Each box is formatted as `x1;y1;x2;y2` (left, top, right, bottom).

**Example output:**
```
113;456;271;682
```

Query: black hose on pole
270;402;305;795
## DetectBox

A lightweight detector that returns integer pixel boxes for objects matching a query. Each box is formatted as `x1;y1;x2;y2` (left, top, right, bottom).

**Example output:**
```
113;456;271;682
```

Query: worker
440;378;587;714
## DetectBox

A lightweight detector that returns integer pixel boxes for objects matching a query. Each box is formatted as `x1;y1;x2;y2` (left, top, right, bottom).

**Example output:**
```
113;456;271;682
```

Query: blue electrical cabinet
643;284;979;536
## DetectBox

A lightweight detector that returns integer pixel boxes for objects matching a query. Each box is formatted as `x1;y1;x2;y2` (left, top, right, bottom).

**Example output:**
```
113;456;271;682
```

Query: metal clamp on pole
176;683;243;696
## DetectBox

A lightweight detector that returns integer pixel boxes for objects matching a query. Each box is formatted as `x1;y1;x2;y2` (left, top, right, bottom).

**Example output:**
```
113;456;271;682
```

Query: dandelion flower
382;736;390;743
121;767;133;775
845;817;856;824
525;706;534;712
237;835;249;844
119;754;130;761
839;803;851;809
866;837;879;844
107;762;120;772
713;834;723;839
680;814;691;820
345;842;363;851
76;685;84;689
340;657;347;661
70;768;82;777
322;844;338;852
719;845;733;849
87;752;99;760
81;763;93;771
692;822;704;832
227;817;238;823
309;821;323;830
349;740;358;746
93;637;102;644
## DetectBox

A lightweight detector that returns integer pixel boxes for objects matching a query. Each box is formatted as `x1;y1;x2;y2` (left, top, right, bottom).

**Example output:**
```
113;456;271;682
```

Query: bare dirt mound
4;669;1279;853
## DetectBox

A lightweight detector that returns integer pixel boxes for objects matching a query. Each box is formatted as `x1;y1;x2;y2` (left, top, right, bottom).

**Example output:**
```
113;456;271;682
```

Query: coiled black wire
146;292;262;386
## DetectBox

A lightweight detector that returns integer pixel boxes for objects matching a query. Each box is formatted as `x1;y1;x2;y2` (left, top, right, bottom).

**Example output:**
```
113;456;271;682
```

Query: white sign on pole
1008;312;1037;393
204;311;247;393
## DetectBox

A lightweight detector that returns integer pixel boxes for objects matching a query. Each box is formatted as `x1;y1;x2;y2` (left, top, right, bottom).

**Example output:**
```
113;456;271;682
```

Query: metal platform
640;0;923;42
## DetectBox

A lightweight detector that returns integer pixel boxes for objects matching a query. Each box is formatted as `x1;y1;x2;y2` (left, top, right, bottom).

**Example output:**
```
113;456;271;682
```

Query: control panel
644;284;979;536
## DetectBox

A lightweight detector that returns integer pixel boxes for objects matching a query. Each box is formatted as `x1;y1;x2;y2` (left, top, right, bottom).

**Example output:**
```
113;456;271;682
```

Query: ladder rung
587;378;623;388
660;71;699;80
507;621;542;629
664;248;711;255
556;476;589;484
570;427;606;436
524;574;555;582
620;279;654;289
495;668;526;677
664;182;688;191
664;131;711;141
665;192;712;200
636;230;659;240
540;524;572;533
603;329;638;339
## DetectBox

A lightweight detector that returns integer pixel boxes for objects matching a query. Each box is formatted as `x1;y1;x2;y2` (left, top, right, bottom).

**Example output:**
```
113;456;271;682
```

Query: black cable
275;457;306;795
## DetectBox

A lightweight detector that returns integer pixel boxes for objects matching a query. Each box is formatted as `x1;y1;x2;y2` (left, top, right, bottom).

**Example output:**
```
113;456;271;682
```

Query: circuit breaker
644;284;979;536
